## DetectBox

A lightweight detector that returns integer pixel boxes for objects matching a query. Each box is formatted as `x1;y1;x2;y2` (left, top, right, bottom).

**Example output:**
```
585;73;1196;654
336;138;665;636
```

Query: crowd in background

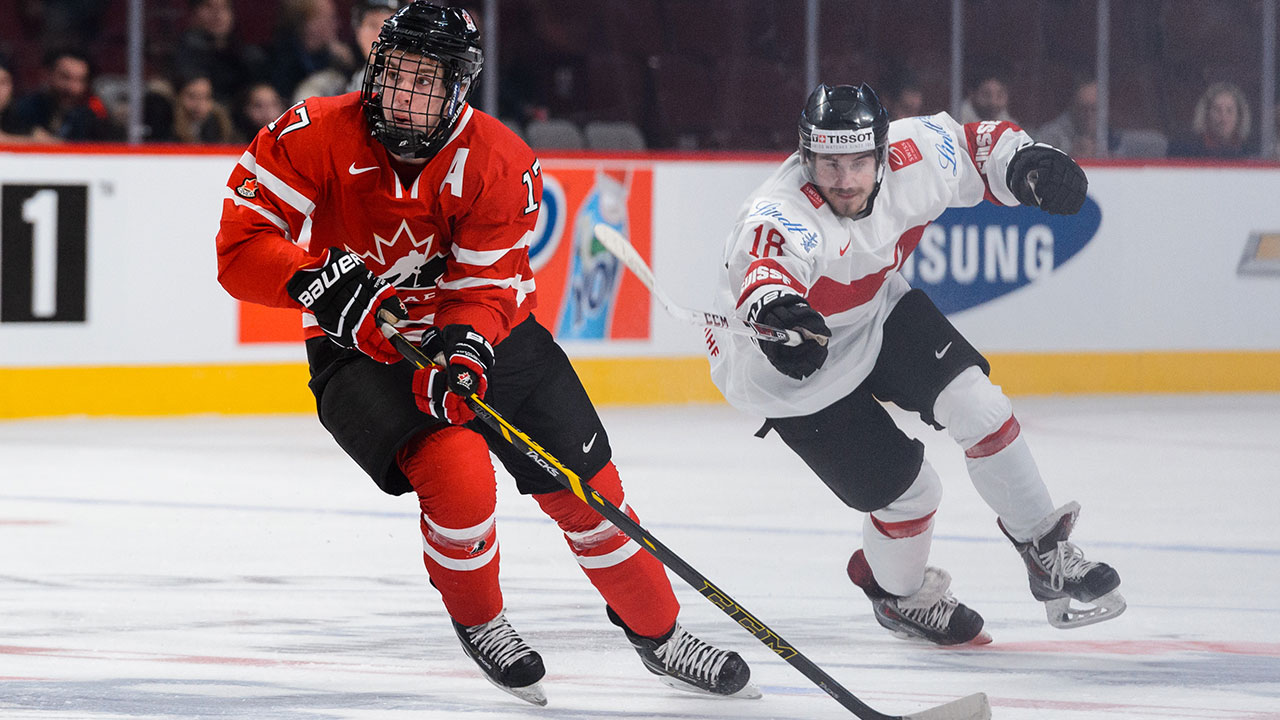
0;0;1274;159
0;0;404;145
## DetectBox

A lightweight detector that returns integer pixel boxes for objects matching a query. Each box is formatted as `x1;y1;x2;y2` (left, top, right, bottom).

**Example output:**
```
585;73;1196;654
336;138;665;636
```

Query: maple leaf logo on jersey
349;219;448;291
235;177;259;198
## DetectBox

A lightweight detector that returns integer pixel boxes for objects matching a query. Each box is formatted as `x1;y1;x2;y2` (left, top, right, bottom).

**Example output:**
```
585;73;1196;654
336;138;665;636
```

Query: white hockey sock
934;366;1055;541
863;462;941;597
966;433;1054;540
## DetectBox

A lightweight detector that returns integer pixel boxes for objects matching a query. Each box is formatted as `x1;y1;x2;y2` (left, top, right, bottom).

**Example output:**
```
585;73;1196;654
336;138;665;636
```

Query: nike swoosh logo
935;341;953;359
839;238;853;256
348;163;378;175
582;432;598;453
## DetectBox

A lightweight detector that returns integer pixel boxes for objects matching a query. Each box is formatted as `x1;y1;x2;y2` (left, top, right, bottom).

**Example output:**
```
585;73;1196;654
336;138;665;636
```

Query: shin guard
861;461;942;597
534;462;679;638
397;426;502;627
934;366;1054;538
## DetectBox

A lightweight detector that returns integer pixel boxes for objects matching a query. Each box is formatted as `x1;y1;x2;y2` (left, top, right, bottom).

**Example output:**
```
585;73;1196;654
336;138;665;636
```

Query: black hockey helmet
360;1;483;159
798;83;890;219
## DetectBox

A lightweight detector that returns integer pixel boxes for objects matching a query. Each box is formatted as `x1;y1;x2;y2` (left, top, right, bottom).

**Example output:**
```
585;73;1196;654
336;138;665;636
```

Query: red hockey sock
397;426;502;627
534;462;679;638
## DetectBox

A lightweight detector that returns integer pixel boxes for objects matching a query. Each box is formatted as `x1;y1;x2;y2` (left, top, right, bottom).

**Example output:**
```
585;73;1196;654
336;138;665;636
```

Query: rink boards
1;147;1278;417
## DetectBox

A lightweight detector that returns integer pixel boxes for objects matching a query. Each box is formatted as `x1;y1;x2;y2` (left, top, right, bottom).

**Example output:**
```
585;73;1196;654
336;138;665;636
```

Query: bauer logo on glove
285;247;407;364
291;251;363;308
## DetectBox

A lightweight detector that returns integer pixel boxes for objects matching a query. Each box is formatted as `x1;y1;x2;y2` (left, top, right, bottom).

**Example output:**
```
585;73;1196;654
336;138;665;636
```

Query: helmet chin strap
849;158;887;219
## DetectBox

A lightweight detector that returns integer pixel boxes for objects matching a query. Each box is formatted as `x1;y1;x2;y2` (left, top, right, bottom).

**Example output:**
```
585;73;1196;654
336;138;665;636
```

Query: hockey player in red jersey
708;83;1125;646
216;2;756;705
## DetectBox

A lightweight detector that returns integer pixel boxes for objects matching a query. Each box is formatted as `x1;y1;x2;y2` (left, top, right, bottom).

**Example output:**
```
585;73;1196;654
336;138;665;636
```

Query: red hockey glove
412;365;476;424
410;324;494;425
285;248;407;364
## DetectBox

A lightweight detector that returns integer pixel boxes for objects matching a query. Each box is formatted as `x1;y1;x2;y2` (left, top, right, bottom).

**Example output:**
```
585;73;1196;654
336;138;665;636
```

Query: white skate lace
655;625;729;682
467;614;535;670
899;593;959;631
1041;541;1099;592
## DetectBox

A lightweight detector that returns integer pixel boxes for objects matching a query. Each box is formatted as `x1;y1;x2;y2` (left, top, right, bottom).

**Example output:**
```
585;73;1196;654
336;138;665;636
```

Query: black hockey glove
1006;142;1088;215
440;324;494;398
285;247;407;364
410;324;494;425
418;326;446;365
750;291;831;380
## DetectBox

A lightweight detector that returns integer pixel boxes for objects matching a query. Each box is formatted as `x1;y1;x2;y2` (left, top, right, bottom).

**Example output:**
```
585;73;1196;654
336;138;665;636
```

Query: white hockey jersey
708;112;1032;417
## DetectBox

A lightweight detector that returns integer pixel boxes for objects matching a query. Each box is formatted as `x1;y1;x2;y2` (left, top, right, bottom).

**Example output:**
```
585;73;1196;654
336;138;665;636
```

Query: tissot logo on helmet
798;83;890;220
812;129;875;147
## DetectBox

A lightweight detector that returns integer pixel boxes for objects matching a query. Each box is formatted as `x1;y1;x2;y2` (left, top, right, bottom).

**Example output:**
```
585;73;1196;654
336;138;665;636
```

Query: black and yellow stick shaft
373;313;987;720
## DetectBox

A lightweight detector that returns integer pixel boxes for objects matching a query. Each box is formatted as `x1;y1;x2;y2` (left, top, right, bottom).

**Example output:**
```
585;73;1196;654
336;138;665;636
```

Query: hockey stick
376;315;989;720
591;223;827;348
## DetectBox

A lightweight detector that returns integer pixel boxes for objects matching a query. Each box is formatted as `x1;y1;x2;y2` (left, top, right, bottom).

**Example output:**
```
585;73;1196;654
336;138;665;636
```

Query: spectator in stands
881;67;926;120
1036;80;1117;157
140;79;176;142
886;84;925;120
1;58;54;143
346;0;403;93
269;0;357;102
1168;82;1257;158
232;81;286;141
170;73;235;143
11;49;121;141
173;0;268;106
287;0;403;102
959;69;1016;125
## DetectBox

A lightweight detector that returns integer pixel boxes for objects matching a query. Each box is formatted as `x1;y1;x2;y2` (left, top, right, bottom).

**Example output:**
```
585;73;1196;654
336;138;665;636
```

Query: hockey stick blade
375;311;987;720
901;692;990;720
591;223;824;347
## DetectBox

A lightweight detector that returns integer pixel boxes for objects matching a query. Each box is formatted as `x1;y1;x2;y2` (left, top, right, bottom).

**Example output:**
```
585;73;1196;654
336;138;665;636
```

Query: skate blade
482;676;547;706
656;675;763;700
886;628;993;647
1046;590;1127;629
901;692;992;720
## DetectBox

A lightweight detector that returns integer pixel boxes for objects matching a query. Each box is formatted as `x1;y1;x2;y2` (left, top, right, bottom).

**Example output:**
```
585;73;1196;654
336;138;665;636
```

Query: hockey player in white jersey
708;83;1125;645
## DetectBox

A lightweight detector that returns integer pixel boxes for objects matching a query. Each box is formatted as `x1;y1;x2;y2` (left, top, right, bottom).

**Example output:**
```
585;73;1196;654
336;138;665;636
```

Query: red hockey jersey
216;92;542;346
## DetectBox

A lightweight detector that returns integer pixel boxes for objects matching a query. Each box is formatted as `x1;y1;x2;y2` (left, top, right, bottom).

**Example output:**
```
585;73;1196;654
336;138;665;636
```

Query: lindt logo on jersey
811;128;874;152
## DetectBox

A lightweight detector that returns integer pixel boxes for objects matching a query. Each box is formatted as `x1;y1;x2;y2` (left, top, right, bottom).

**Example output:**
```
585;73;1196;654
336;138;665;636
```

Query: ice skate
848;549;992;646
452;611;547;706
1000;501;1126;628
607;606;761;699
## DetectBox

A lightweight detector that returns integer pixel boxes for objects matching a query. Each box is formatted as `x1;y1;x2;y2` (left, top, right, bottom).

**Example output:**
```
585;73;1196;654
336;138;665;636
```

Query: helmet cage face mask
360;4;482;159
798;83;890;220
361;45;473;157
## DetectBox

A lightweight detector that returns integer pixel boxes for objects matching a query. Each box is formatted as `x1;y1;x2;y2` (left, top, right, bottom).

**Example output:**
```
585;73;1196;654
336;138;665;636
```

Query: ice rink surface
3;394;1279;720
